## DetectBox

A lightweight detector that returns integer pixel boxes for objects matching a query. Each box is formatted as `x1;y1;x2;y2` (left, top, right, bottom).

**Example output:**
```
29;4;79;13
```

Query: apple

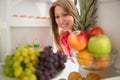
68;31;88;51
86;26;104;38
88;34;111;58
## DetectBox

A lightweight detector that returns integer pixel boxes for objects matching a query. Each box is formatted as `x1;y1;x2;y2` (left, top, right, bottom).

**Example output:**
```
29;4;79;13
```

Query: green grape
3;67;9;75
34;49;42;56
32;58;39;65
27;47;35;55
24;56;30;64
3;44;41;80
21;48;28;57
5;55;13;63
7;69;14;77
17;45;25;51
5;57;14;66
17;44;29;50
14;66;23;77
24;68;33;76
14;50;21;57
18;56;24;62
3;54;15;77
29;66;36;72
13;61;21;68
3;66;14;77
30;54;36;61
26;62;33;68
21;76;29;80
19;71;26;79
29;74;37;80
13;56;18;61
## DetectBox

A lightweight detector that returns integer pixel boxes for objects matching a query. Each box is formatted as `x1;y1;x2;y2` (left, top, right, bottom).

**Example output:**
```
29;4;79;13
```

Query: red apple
86;26;104;38
68;31;88;51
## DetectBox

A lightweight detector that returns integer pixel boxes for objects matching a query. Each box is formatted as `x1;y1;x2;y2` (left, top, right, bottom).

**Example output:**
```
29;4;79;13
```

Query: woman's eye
63;13;68;16
55;16;59;18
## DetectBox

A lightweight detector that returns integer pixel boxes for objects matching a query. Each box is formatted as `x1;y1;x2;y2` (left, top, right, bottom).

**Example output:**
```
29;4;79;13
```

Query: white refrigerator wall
96;0;120;68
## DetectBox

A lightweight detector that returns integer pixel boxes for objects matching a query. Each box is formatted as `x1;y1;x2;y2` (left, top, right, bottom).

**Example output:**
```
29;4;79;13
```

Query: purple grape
46;57;54;63
39;74;46;80
53;61;59;69
39;52;46;60
49;69;56;78
53;54;59;61
35;46;67;80
61;55;67;62
44;70;51;80
35;70;43;76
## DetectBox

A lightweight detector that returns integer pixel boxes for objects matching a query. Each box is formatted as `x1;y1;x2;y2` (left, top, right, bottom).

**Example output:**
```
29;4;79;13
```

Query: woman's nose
59;16;64;23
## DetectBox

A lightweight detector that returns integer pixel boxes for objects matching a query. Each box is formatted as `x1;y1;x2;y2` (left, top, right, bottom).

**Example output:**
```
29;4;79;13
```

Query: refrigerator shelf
9;17;51;27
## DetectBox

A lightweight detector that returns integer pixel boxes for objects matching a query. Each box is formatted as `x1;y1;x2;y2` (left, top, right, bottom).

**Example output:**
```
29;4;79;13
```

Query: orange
68;71;82;80
76;49;94;67
94;55;110;69
86;73;101;80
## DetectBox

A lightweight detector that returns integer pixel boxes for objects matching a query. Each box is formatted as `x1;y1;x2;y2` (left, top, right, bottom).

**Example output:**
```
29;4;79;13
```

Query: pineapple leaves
74;0;97;31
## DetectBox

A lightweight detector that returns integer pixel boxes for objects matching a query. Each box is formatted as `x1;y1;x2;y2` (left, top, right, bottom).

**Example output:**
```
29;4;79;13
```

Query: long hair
49;0;78;48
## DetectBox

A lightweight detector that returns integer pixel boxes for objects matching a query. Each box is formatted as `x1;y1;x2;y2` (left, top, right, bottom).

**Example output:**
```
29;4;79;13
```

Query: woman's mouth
61;23;68;28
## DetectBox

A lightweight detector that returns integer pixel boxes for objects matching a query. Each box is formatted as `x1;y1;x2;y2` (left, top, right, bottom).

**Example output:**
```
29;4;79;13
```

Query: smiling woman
49;0;78;57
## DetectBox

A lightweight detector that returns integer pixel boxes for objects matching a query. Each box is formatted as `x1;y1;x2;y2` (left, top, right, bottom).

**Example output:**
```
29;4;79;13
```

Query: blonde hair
49;0;78;48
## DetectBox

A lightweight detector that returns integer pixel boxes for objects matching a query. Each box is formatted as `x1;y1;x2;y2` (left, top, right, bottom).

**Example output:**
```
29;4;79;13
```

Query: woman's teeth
62;24;67;27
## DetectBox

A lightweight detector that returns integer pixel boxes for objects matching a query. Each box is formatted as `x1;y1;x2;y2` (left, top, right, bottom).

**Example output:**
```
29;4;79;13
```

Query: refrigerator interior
0;0;120;79
0;0;54;62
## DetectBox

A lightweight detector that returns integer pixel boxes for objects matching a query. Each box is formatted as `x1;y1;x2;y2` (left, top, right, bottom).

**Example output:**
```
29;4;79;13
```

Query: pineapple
74;0;97;31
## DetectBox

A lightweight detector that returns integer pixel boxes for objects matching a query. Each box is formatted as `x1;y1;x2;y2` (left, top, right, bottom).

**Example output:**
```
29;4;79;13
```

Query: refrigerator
0;0;120;80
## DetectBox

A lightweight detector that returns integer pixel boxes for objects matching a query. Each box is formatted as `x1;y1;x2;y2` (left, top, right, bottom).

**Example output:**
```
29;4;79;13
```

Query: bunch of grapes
3;44;42;80
35;46;67;80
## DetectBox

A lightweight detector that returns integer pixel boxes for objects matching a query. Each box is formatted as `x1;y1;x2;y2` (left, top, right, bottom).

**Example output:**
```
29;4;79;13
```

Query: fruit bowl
72;49;118;71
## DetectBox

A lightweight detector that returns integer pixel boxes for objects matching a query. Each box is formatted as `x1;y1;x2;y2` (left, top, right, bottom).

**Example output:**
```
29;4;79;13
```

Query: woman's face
54;6;74;32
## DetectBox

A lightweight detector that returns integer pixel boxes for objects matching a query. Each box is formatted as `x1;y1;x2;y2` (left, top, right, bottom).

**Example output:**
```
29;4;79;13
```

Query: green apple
88;34;111;58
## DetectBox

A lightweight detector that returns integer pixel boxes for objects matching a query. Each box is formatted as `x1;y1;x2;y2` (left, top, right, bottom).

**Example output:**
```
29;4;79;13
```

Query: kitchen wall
96;0;120;69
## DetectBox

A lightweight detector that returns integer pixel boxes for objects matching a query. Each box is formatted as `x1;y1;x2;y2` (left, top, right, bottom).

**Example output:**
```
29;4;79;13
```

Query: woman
49;0;78;58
